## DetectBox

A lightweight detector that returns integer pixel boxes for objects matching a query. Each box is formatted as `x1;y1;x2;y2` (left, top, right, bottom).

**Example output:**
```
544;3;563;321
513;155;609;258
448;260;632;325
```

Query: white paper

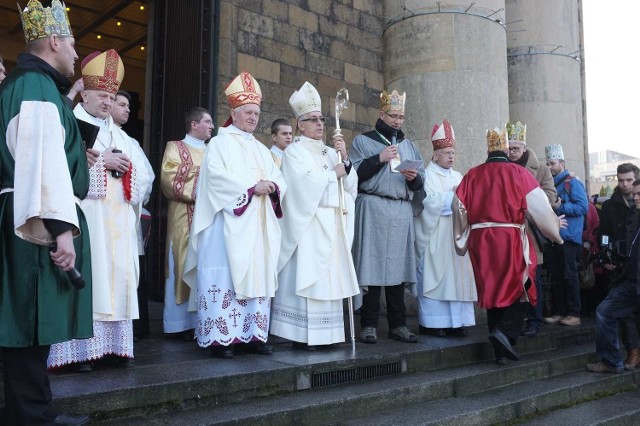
394;159;423;172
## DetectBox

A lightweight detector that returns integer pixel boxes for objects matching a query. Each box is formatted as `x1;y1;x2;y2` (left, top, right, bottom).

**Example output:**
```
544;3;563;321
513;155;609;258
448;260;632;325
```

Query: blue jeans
595;279;640;368
547;241;582;317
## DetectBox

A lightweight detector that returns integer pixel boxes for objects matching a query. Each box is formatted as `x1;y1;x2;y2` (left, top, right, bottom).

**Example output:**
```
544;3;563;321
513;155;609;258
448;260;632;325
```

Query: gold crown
486;127;508;152
18;0;72;43
379;89;406;113
506;121;526;143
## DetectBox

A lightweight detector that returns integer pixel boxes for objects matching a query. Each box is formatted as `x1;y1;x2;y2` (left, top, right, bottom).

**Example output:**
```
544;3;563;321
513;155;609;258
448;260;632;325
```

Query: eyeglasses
437;151;456;157
385;112;405;121
300;116;326;123
508;146;523;152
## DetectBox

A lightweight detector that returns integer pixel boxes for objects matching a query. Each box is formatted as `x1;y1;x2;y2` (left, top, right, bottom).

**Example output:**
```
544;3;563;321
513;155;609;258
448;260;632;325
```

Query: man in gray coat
350;89;425;344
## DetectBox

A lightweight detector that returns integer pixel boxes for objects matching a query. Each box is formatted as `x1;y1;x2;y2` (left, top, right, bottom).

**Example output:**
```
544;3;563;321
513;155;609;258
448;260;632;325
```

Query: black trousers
487;301;530;345
2;345;56;425
360;284;406;329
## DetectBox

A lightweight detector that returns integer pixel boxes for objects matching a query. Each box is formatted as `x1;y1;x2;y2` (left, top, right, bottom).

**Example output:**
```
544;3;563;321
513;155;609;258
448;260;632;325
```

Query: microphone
391;130;397;146
49;243;86;290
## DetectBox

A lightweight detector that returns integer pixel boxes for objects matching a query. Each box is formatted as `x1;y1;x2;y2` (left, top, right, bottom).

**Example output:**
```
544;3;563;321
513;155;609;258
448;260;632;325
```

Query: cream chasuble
270;137;360;345
49;105;152;367
74;105;151;321
415;161;477;303
183;125;286;347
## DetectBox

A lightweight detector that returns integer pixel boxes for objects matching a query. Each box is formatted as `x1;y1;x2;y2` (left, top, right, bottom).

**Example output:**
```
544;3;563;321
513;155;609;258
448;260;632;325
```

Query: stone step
342;370;639;426
46;322;594;421
520;388;640;426
97;341;599;425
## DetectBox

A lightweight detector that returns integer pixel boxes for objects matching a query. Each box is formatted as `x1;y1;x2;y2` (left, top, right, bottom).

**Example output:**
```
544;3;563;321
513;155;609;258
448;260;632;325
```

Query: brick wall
217;0;385;147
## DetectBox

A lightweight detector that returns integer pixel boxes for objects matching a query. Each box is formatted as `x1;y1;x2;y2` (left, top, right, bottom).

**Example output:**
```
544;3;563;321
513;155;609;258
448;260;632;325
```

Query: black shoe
419;326;446;337
68;363;94;373
181;329;195;342
489;329;519;361
211;344;234;359
446;327;468;337
292;341;318;351
99;354;131;368
247;342;274;355
54;413;90;425
520;322;539;337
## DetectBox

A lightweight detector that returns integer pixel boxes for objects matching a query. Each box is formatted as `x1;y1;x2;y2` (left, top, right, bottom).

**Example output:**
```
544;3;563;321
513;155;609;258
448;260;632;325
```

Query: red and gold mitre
431;120;455;150
224;71;262;109
81;49;124;94
486;126;508;152
18;0;72;43
379;89;405;113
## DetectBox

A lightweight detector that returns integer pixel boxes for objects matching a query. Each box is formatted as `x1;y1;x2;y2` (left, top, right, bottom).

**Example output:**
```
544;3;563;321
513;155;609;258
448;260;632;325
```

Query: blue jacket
554;169;588;244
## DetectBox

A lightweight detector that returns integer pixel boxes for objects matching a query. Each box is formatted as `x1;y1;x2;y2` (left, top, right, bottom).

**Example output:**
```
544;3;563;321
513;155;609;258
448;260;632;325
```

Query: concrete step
342;370;639;426
97;342;600;425
520;388;640;426
47;322;594;421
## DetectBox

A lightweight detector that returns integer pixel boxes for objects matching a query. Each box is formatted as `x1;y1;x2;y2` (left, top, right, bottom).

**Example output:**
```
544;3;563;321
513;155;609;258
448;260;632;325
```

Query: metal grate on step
311;361;401;388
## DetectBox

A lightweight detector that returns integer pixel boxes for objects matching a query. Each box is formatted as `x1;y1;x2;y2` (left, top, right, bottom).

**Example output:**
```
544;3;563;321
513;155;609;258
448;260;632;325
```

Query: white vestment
48;106;152;366
183;125;286;347
414;161;476;328
270;137;360;345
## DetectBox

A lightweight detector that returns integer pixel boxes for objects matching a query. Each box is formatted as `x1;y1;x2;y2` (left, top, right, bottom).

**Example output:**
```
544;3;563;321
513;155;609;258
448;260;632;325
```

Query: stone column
383;1;509;173
506;0;587;178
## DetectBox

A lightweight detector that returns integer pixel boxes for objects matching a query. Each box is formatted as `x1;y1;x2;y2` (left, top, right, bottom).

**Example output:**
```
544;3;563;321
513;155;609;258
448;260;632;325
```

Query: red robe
455;160;539;309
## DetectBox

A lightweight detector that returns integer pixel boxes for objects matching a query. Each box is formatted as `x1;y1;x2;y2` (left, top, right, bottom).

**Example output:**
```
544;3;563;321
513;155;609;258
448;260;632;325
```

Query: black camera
597;234;627;268
112;149;124;178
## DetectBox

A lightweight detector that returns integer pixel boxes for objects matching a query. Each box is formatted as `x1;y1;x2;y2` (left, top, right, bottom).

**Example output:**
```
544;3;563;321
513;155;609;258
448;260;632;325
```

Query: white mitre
545;144;564;161
289;81;322;118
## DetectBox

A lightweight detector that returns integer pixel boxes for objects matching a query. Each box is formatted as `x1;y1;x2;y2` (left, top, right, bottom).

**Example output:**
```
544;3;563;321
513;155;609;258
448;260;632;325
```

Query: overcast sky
583;0;638;158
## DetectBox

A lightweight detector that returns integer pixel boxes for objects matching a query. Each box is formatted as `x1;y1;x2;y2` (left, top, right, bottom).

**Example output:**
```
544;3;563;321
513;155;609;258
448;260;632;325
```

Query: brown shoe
624;348;640;370
586;361;623;374
543;315;563;324
559;316;581;326
388;326;418;343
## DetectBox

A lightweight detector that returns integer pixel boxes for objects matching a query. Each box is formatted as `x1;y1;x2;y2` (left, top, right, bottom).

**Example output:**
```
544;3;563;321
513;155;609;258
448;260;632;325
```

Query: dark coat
599;187;635;249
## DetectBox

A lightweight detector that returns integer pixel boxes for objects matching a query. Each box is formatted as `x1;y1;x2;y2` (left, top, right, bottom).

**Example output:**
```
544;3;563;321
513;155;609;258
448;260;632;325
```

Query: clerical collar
183;134;206;148
270;145;284;158
76;105;109;130
486;151;510;163
16;52;72;95
227;124;254;140
432;161;452;175
375;118;405;143
297;135;328;155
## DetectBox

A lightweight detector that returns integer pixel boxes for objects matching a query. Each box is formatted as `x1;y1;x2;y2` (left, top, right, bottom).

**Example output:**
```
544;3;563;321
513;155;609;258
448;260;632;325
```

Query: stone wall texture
217;0;586;176
218;0;386;148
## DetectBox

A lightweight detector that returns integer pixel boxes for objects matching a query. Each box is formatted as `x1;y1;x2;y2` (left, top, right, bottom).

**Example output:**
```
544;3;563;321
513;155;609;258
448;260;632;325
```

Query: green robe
0;58;92;347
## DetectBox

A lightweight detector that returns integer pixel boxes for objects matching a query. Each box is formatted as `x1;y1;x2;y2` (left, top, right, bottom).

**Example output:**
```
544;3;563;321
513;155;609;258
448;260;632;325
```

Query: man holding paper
349;89;425;344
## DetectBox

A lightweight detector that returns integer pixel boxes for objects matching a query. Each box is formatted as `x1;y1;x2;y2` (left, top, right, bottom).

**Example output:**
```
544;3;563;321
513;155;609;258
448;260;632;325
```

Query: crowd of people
1;1;639;425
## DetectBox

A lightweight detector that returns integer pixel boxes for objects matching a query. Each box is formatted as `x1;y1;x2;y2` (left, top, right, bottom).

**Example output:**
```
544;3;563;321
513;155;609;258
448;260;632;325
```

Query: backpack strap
563;175;573;196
